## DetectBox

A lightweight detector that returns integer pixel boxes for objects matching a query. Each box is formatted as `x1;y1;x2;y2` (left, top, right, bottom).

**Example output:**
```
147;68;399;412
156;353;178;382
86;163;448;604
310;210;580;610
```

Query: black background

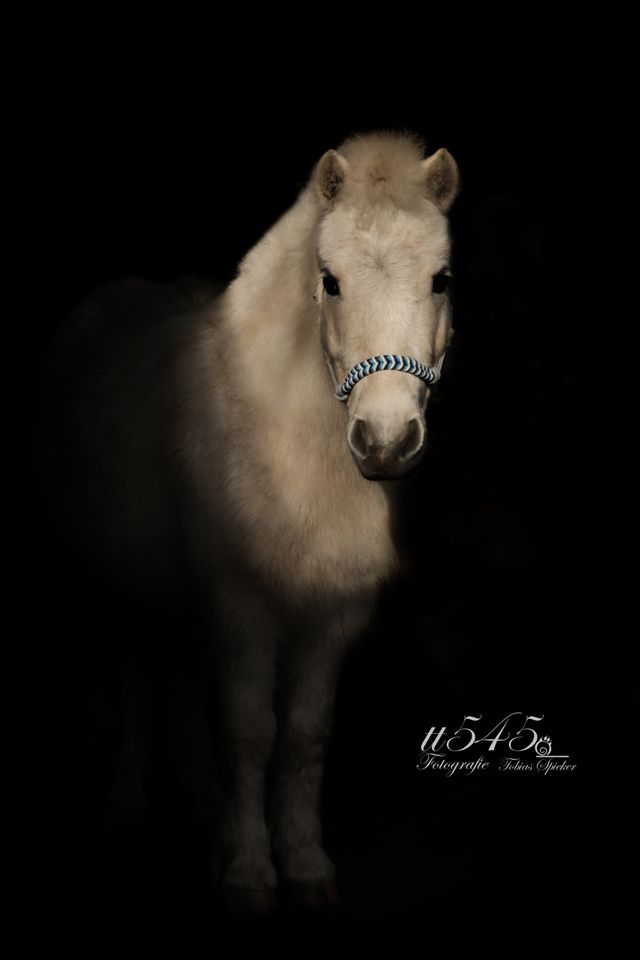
10;41;632;943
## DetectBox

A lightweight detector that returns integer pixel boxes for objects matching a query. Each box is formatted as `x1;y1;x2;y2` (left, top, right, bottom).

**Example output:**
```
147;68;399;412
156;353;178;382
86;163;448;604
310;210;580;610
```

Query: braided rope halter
320;301;450;402
330;352;447;402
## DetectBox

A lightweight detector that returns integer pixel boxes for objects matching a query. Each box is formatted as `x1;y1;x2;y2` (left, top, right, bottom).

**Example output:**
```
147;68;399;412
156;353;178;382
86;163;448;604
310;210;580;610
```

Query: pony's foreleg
272;597;373;905
213;580;279;912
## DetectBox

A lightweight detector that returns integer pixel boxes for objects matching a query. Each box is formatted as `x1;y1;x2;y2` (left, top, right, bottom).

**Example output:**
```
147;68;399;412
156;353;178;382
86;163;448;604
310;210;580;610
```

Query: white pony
42;131;459;912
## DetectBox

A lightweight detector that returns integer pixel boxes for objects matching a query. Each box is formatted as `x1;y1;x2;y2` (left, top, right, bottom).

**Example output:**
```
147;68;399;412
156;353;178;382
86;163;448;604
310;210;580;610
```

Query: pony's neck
224;189;339;422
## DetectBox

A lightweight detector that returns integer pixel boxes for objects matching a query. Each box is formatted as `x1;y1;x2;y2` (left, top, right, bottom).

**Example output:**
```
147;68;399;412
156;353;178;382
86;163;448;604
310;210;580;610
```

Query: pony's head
312;133;458;480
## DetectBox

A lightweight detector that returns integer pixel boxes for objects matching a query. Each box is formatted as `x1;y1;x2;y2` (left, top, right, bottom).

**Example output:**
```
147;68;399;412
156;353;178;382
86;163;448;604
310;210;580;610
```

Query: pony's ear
422;148;459;213
314;149;349;207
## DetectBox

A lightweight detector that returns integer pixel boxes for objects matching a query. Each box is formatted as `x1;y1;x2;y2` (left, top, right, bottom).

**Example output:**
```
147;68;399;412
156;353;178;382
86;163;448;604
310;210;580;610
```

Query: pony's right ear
314;150;349;207
422;148;459;213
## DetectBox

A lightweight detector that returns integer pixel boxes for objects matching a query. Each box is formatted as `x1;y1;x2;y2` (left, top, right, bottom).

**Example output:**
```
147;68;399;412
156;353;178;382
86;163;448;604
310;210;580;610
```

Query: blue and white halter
320;302;450;402
328;351;447;402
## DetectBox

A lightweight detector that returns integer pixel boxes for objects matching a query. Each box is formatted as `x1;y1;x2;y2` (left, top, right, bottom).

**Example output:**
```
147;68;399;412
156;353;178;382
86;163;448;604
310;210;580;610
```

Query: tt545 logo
417;713;576;776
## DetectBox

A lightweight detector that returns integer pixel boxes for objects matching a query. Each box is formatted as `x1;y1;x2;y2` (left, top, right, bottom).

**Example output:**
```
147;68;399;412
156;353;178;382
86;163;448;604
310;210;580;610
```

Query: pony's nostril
397;418;425;461
348;417;372;460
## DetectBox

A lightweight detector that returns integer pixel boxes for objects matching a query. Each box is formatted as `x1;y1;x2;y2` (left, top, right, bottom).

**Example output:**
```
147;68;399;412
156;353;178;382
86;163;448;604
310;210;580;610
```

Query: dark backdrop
10;56;631;943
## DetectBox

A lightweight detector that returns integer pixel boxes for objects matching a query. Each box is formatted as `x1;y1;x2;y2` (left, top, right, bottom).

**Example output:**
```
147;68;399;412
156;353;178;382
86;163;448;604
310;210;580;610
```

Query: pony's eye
432;271;450;295
322;273;341;297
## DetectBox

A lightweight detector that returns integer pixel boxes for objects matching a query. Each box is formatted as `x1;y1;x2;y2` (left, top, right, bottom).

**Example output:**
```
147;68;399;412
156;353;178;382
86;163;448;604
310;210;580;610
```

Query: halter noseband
319;298;451;402
327;352;447;402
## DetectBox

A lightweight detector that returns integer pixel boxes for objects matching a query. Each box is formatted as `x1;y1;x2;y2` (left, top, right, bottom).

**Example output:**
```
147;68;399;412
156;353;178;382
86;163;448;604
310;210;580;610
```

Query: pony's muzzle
347;416;426;480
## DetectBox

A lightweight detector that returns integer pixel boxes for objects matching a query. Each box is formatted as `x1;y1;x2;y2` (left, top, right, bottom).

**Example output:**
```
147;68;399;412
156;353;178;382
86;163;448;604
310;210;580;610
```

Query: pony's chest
242;443;400;595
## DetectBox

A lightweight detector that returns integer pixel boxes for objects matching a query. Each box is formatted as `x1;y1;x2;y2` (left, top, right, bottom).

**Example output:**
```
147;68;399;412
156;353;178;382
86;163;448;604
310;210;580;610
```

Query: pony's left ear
314;150;349;207
422;148;459;213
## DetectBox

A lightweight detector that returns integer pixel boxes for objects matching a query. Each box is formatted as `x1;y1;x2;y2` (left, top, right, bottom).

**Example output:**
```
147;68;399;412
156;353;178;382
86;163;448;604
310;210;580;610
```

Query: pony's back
39;277;223;600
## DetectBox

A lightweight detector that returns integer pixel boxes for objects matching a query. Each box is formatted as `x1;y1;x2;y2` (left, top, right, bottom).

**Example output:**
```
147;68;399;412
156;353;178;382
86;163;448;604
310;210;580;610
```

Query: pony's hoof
217;849;277;914
285;879;339;910
221;885;277;915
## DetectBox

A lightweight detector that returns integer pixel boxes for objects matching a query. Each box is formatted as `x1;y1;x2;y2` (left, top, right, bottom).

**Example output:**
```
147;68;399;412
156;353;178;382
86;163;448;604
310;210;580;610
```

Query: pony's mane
333;131;429;209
